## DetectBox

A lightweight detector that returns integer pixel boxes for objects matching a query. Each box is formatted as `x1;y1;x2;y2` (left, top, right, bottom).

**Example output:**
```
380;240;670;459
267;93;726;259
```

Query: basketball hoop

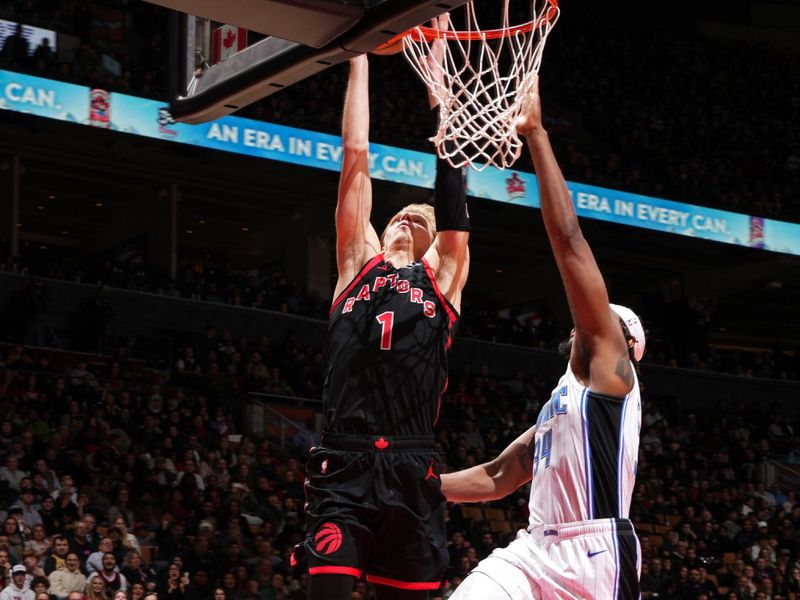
379;1;559;171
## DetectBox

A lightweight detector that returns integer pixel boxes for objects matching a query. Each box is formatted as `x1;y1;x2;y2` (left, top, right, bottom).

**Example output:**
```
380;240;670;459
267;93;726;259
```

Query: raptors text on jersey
323;253;458;436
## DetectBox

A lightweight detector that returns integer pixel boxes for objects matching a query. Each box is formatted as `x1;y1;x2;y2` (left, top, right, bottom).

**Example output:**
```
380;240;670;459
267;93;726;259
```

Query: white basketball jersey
528;364;641;527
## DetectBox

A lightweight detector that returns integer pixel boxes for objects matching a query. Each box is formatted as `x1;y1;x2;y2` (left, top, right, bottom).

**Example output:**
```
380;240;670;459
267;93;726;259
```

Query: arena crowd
0;319;798;599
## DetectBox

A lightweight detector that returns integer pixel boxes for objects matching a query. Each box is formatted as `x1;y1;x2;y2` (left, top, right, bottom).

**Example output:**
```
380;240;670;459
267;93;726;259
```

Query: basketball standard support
144;0;468;124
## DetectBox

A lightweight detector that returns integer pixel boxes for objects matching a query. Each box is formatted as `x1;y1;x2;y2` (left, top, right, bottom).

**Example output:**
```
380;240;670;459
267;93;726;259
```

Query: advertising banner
2;69;798;256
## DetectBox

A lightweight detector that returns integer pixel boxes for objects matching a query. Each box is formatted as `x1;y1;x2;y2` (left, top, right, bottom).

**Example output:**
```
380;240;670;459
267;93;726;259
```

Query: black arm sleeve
431;108;471;232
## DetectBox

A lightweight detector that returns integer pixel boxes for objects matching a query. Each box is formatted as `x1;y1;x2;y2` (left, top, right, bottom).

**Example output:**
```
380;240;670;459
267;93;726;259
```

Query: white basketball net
402;1;560;171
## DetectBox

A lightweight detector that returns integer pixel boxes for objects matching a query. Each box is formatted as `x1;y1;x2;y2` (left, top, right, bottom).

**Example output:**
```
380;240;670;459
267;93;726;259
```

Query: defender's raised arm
517;78;634;397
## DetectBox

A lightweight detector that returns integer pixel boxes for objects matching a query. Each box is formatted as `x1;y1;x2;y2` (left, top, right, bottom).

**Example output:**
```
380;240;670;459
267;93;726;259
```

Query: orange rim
375;0;558;50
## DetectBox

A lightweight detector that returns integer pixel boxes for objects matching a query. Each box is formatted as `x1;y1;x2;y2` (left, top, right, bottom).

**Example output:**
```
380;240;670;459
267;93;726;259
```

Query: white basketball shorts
450;518;641;600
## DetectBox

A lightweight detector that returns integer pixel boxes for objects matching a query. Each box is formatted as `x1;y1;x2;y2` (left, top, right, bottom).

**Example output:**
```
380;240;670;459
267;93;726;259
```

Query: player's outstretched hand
515;76;544;138
425;14;449;90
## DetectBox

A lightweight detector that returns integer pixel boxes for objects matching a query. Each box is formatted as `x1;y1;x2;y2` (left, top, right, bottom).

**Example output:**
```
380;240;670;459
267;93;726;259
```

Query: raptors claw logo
314;522;343;555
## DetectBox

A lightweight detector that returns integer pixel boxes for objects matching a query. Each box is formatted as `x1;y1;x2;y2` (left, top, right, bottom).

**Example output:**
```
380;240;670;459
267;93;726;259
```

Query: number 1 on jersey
376;311;395;351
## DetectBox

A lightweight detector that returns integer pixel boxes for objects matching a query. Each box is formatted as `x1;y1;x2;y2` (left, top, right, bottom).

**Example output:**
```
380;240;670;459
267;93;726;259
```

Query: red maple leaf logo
223;28;237;50
374;437;389;450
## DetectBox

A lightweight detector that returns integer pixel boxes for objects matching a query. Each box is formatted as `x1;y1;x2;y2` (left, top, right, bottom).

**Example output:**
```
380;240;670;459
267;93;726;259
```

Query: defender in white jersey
441;78;646;600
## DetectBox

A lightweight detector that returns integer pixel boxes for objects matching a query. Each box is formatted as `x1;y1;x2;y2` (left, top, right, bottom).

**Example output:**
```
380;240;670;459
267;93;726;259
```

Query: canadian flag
211;25;248;64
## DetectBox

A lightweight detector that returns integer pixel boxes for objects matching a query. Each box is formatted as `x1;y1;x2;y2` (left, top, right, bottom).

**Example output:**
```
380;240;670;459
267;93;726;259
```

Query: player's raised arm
441;426;536;502
422;15;470;313
516;78;632;396
334;55;381;301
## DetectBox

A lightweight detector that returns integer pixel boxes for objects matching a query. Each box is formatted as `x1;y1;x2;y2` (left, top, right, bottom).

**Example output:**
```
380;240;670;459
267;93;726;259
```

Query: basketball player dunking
442;77;645;600
297;44;471;600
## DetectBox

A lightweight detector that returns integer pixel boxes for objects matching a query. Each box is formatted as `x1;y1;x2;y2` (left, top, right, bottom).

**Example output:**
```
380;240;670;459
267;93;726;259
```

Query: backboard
144;0;469;123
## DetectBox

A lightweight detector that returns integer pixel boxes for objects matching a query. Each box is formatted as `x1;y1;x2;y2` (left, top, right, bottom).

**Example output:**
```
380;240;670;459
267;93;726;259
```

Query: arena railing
2;272;799;409
246;392;319;450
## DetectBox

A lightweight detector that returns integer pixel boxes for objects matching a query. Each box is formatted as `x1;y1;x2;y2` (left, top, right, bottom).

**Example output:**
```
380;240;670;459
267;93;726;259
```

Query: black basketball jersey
323;252;458;436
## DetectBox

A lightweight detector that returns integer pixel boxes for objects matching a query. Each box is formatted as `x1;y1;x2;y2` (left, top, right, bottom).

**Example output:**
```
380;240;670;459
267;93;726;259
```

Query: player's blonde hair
380;203;437;246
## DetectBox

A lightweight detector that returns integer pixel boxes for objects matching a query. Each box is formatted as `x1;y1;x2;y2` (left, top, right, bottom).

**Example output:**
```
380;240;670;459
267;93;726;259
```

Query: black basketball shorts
296;433;448;591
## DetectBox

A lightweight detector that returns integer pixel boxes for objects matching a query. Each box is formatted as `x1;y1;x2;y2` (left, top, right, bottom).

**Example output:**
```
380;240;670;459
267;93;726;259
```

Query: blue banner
2;69;799;256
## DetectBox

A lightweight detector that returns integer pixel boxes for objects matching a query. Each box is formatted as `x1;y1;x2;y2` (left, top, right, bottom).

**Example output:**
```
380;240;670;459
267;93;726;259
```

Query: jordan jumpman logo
425;461;439;480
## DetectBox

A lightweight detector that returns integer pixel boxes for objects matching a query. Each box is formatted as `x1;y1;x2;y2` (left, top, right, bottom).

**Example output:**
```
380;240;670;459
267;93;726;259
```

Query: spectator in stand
177;459;205;492
260;573;287;600
48;553;87;600
157;562;186;600
0;456;26;491
218;574;240;600
42;535;70;575
84;577;107;600
640;559;667;598
112;517;140;555
31;38;54;70
82;513;100;546
53;488;79;529
0;549;11;589
154;516;189;568
1;565;34;600
12;490;41;529
67;520;95;566
199;454;224;490
23;524;50;560
86;538;115;575
3;517;25;564
120;551;155;588
246;540;280;572
87;554;128;596
183;568;212;600
21;552;46;586
129;583;146;600
31;459;59;497
220;541;245;576
0;24;29;69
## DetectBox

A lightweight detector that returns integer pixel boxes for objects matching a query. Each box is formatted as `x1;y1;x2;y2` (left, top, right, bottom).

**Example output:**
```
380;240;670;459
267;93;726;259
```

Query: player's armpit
614;351;635;389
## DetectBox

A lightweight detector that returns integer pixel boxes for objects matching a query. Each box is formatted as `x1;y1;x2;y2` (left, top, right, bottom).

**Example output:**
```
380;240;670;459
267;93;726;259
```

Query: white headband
610;304;646;362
